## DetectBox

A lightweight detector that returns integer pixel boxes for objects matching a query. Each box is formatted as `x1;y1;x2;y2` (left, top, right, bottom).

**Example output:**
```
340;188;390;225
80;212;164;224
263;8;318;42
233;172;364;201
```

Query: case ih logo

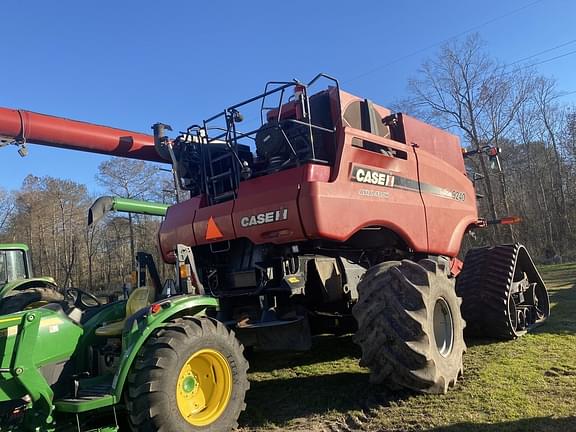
240;209;288;228
351;165;395;187
351;164;466;202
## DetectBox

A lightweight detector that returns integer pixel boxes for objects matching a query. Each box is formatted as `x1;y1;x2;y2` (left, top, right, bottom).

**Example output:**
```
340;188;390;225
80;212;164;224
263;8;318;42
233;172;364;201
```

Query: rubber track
456;244;519;339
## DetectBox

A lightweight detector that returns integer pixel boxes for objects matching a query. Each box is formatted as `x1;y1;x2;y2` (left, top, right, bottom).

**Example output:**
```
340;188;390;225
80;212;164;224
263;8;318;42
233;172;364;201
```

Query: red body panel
233;167;307;244
0;107;164;162
401;115;477;255
158;197;202;263
159;168;310;257
415;148;477;255
158;88;479;259
194;201;236;246
299;128;428;251
403;115;466;174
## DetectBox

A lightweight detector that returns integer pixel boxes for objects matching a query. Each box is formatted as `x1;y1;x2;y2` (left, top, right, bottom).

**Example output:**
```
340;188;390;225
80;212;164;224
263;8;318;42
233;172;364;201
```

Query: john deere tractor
0;242;249;431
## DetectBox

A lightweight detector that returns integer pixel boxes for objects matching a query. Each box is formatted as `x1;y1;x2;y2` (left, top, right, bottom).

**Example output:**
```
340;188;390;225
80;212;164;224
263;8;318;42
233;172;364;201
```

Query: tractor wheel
126;316;249;432
352;259;466;394
0;287;63;315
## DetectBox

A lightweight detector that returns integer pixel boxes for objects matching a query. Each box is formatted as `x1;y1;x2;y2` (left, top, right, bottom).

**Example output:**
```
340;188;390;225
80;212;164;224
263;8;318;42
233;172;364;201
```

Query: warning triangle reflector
205;217;224;240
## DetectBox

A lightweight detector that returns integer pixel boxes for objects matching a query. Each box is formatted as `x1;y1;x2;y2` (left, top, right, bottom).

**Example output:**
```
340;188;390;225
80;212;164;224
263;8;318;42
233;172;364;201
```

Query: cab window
1;250;27;283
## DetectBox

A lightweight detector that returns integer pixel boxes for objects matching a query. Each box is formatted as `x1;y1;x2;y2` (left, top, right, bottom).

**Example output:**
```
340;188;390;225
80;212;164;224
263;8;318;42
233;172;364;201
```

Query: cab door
404;115;478;256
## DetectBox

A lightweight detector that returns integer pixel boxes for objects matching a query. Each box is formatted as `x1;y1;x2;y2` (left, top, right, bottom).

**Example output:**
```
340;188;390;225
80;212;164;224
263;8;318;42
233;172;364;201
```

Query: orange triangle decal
206;217;224;240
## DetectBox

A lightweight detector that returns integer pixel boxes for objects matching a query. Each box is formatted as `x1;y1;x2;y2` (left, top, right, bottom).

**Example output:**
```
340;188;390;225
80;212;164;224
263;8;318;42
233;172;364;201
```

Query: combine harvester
0;74;549;431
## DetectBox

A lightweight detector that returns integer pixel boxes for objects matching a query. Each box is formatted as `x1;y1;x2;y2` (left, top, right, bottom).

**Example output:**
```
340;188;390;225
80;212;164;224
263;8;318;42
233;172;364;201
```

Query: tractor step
55;383;116;413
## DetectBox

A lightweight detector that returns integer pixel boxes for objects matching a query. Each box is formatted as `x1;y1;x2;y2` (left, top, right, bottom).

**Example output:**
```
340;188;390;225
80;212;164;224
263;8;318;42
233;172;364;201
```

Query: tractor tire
126;316;249;432
352;259;466;394
0;287;64;315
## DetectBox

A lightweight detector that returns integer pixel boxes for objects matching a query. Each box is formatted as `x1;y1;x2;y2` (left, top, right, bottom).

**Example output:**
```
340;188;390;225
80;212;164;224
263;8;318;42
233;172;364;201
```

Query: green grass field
238;263;576;431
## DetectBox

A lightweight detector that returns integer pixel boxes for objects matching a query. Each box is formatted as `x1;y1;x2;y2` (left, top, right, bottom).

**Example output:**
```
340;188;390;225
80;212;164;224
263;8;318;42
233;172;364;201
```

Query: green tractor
0;239;249;431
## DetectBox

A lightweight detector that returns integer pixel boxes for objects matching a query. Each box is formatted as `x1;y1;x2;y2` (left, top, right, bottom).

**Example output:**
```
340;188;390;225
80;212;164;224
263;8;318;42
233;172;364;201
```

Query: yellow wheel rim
176;348;233;426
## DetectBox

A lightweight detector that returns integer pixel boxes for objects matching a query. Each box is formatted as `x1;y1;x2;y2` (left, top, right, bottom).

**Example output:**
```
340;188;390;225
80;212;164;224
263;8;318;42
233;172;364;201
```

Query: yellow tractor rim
176;348;233;426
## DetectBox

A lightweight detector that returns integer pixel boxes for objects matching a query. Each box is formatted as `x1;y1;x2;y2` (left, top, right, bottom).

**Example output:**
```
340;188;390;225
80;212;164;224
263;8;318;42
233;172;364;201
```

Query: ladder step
211;152;234;164
213;191;236;203
208;170;233;182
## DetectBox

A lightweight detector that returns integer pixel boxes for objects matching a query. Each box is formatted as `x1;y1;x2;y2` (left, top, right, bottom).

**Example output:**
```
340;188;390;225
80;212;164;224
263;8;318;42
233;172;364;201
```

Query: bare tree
402;33;534;243
96;158;165;271
0;188;15;233
532;77;572;245
3;176;90;287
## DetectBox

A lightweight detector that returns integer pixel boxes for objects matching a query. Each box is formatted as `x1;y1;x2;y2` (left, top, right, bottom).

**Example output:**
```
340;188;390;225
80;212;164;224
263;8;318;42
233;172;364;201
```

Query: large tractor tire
352;259;466;394
126;316;249;432
456;243;550;339
0;287;64;315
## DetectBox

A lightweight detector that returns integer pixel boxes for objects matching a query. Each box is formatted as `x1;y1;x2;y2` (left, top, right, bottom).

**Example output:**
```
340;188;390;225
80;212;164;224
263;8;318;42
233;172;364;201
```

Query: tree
532;77;572;243
0;188;15;233
96;158;169;271
4;176;90;288
402;33;534;243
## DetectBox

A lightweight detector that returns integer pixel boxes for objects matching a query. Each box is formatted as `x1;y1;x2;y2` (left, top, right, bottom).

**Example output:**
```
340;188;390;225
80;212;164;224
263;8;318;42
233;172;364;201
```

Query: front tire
126;316;249;431
352;259;466;394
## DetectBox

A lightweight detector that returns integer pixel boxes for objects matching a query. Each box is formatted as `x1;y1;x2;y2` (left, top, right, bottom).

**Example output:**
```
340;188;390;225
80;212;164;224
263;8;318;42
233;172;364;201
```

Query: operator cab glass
0;249;28;287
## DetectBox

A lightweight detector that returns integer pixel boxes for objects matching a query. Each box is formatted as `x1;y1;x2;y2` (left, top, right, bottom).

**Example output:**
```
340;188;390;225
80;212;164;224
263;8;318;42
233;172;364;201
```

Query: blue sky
2;0;575;194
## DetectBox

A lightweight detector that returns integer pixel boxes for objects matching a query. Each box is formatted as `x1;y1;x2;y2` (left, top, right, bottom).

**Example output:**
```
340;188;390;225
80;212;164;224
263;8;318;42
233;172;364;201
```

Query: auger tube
0;107;167;162
88;196;169;226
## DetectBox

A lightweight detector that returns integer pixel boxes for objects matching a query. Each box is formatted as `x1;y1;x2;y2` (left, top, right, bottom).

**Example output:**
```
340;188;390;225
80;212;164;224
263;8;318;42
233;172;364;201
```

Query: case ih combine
0;74;549;431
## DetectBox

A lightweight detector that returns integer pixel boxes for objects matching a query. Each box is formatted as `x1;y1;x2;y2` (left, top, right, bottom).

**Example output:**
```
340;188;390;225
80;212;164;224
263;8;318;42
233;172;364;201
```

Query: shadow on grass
239;334;412;428
532;281;576;336
247;334;361;373
426;416;576;432
239;371;411;428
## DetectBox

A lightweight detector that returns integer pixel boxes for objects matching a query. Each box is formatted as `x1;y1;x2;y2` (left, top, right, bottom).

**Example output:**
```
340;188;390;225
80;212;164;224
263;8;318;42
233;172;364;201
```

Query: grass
238;263;576;431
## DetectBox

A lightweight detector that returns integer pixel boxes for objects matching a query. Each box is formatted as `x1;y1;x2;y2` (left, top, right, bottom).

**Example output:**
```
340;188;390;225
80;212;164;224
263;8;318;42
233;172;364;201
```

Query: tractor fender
111;295;219;399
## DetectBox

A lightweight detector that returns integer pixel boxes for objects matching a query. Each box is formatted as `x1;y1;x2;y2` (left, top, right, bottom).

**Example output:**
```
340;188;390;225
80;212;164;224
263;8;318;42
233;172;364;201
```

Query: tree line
0;33;574;293
398;33;575;262
0;160;174;293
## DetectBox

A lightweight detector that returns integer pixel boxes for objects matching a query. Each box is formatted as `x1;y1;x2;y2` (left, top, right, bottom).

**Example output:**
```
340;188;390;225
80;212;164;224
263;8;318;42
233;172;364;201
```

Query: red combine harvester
0;74;549;397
